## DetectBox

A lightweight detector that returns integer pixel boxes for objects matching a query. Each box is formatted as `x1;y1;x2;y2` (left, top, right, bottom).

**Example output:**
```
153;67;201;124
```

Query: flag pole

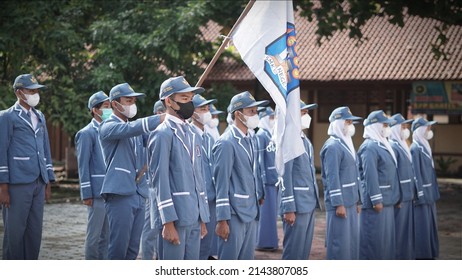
195;0;256;87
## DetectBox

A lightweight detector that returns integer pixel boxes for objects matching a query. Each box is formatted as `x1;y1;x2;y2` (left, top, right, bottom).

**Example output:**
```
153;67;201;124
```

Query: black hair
231;109;243;121
90;102;105;117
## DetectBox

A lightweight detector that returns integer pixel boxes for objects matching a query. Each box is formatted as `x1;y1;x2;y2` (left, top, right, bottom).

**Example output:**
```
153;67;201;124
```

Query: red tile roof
201;13;462;82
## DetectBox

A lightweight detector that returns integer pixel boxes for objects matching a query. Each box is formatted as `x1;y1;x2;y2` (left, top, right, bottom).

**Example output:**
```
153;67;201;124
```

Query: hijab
363;122;397;165
328;119;356;159
390;124;412;161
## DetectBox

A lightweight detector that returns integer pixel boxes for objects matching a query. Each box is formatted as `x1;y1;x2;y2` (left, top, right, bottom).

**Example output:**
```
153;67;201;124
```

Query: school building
49;12;462;179
200;13;462;176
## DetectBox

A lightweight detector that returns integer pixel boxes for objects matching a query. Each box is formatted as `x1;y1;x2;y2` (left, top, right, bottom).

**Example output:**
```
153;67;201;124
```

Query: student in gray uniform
389;113;417;259
357;110;399;260
320;106;362;260
255;106;279;251
0;74;55;259
99;83;163;259
411;117;439;259
280;101;321;260
212;91;268;260
189;94;219;260
148;76;210;260
205;104;224;142
75;91;111;259
140;100;166;260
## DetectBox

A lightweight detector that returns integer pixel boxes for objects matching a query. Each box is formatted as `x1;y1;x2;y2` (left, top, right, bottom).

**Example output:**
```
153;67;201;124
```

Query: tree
0;0;245;137
1;0;460;139
293;0;462;59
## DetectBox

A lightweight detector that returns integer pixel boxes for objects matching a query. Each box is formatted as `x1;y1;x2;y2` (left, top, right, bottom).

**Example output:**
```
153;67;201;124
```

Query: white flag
232;0;304;176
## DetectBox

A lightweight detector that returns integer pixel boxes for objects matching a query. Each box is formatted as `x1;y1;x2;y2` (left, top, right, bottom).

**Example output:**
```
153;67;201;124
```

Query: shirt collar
232;124;251;138
18;103;29;114
165;113;188;125
192;123;204;136
112;114;126;123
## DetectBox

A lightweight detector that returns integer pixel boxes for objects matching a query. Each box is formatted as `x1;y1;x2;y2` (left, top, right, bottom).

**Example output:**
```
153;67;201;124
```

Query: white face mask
241;113;259;130
381;126;392;138
195;111;212;125
21;91;40;107
401;128;410;140
118;102;137;118
208;118;219;128
425;130;434;140
301;114;312;129
347;124;356;137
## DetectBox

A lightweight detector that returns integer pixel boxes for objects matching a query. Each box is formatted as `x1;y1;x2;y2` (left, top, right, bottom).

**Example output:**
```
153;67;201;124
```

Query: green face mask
100;108;112;121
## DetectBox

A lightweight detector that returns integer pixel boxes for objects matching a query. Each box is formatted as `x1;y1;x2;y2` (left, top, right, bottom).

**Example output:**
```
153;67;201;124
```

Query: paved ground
0;179;460;260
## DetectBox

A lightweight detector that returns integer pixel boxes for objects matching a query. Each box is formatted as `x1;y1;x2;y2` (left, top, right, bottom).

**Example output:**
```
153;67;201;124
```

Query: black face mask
171;99;195;120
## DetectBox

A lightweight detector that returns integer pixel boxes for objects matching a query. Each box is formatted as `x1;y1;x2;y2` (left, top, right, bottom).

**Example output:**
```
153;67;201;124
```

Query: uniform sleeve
281;158;296;213
100;115;161;141
321;145;344;207
75;129;93;200
0;111;11;183
212;139;234;221
309;141;321;209
253;135;264;200
148;129;177;225
411;147;425;202
255;134;266;187
41;114;55;183
359;146;383;206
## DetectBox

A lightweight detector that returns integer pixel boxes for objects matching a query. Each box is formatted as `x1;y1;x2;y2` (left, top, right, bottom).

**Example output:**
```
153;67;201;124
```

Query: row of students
321;108;439;260
75;77;439;260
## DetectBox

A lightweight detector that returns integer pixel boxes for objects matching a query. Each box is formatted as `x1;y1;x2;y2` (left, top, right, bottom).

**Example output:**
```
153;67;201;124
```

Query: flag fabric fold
231;0;304;177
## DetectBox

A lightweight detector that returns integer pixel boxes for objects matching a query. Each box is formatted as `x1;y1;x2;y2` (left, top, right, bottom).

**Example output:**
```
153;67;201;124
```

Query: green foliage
294;0;462;59
1;0;461;140
436;156;458;177
205;82;239;121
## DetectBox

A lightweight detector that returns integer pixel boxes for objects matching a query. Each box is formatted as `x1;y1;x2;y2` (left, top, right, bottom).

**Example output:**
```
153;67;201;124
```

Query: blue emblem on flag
264;22;300;98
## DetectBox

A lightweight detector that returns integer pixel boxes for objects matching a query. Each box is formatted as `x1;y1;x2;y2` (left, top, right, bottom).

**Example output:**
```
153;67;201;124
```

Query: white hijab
258;115;273;135
204;124;220;141
327;119;356;159
363;122;397;165
390;124;412;161
413;125;433;159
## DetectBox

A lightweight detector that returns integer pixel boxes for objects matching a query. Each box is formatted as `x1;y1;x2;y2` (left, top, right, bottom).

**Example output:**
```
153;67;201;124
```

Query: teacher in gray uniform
0;74;55;259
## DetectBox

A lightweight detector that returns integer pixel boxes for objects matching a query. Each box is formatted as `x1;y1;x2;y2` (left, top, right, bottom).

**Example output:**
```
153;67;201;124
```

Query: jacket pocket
172;192;190;196
114;167;131;174
13;156;30;160
342;182;356;188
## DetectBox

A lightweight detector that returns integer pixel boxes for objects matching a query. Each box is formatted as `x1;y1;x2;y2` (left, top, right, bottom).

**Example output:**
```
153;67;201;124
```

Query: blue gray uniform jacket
280;135;320;214
99;114;161;199
0;102;55;184
148;119;209;227
389;140;419;203
320;136;361;211
212;125;262;223
201;129;216;202
357;139;400;208
411;141;439;205
255;128;278;186
75;119;106;200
